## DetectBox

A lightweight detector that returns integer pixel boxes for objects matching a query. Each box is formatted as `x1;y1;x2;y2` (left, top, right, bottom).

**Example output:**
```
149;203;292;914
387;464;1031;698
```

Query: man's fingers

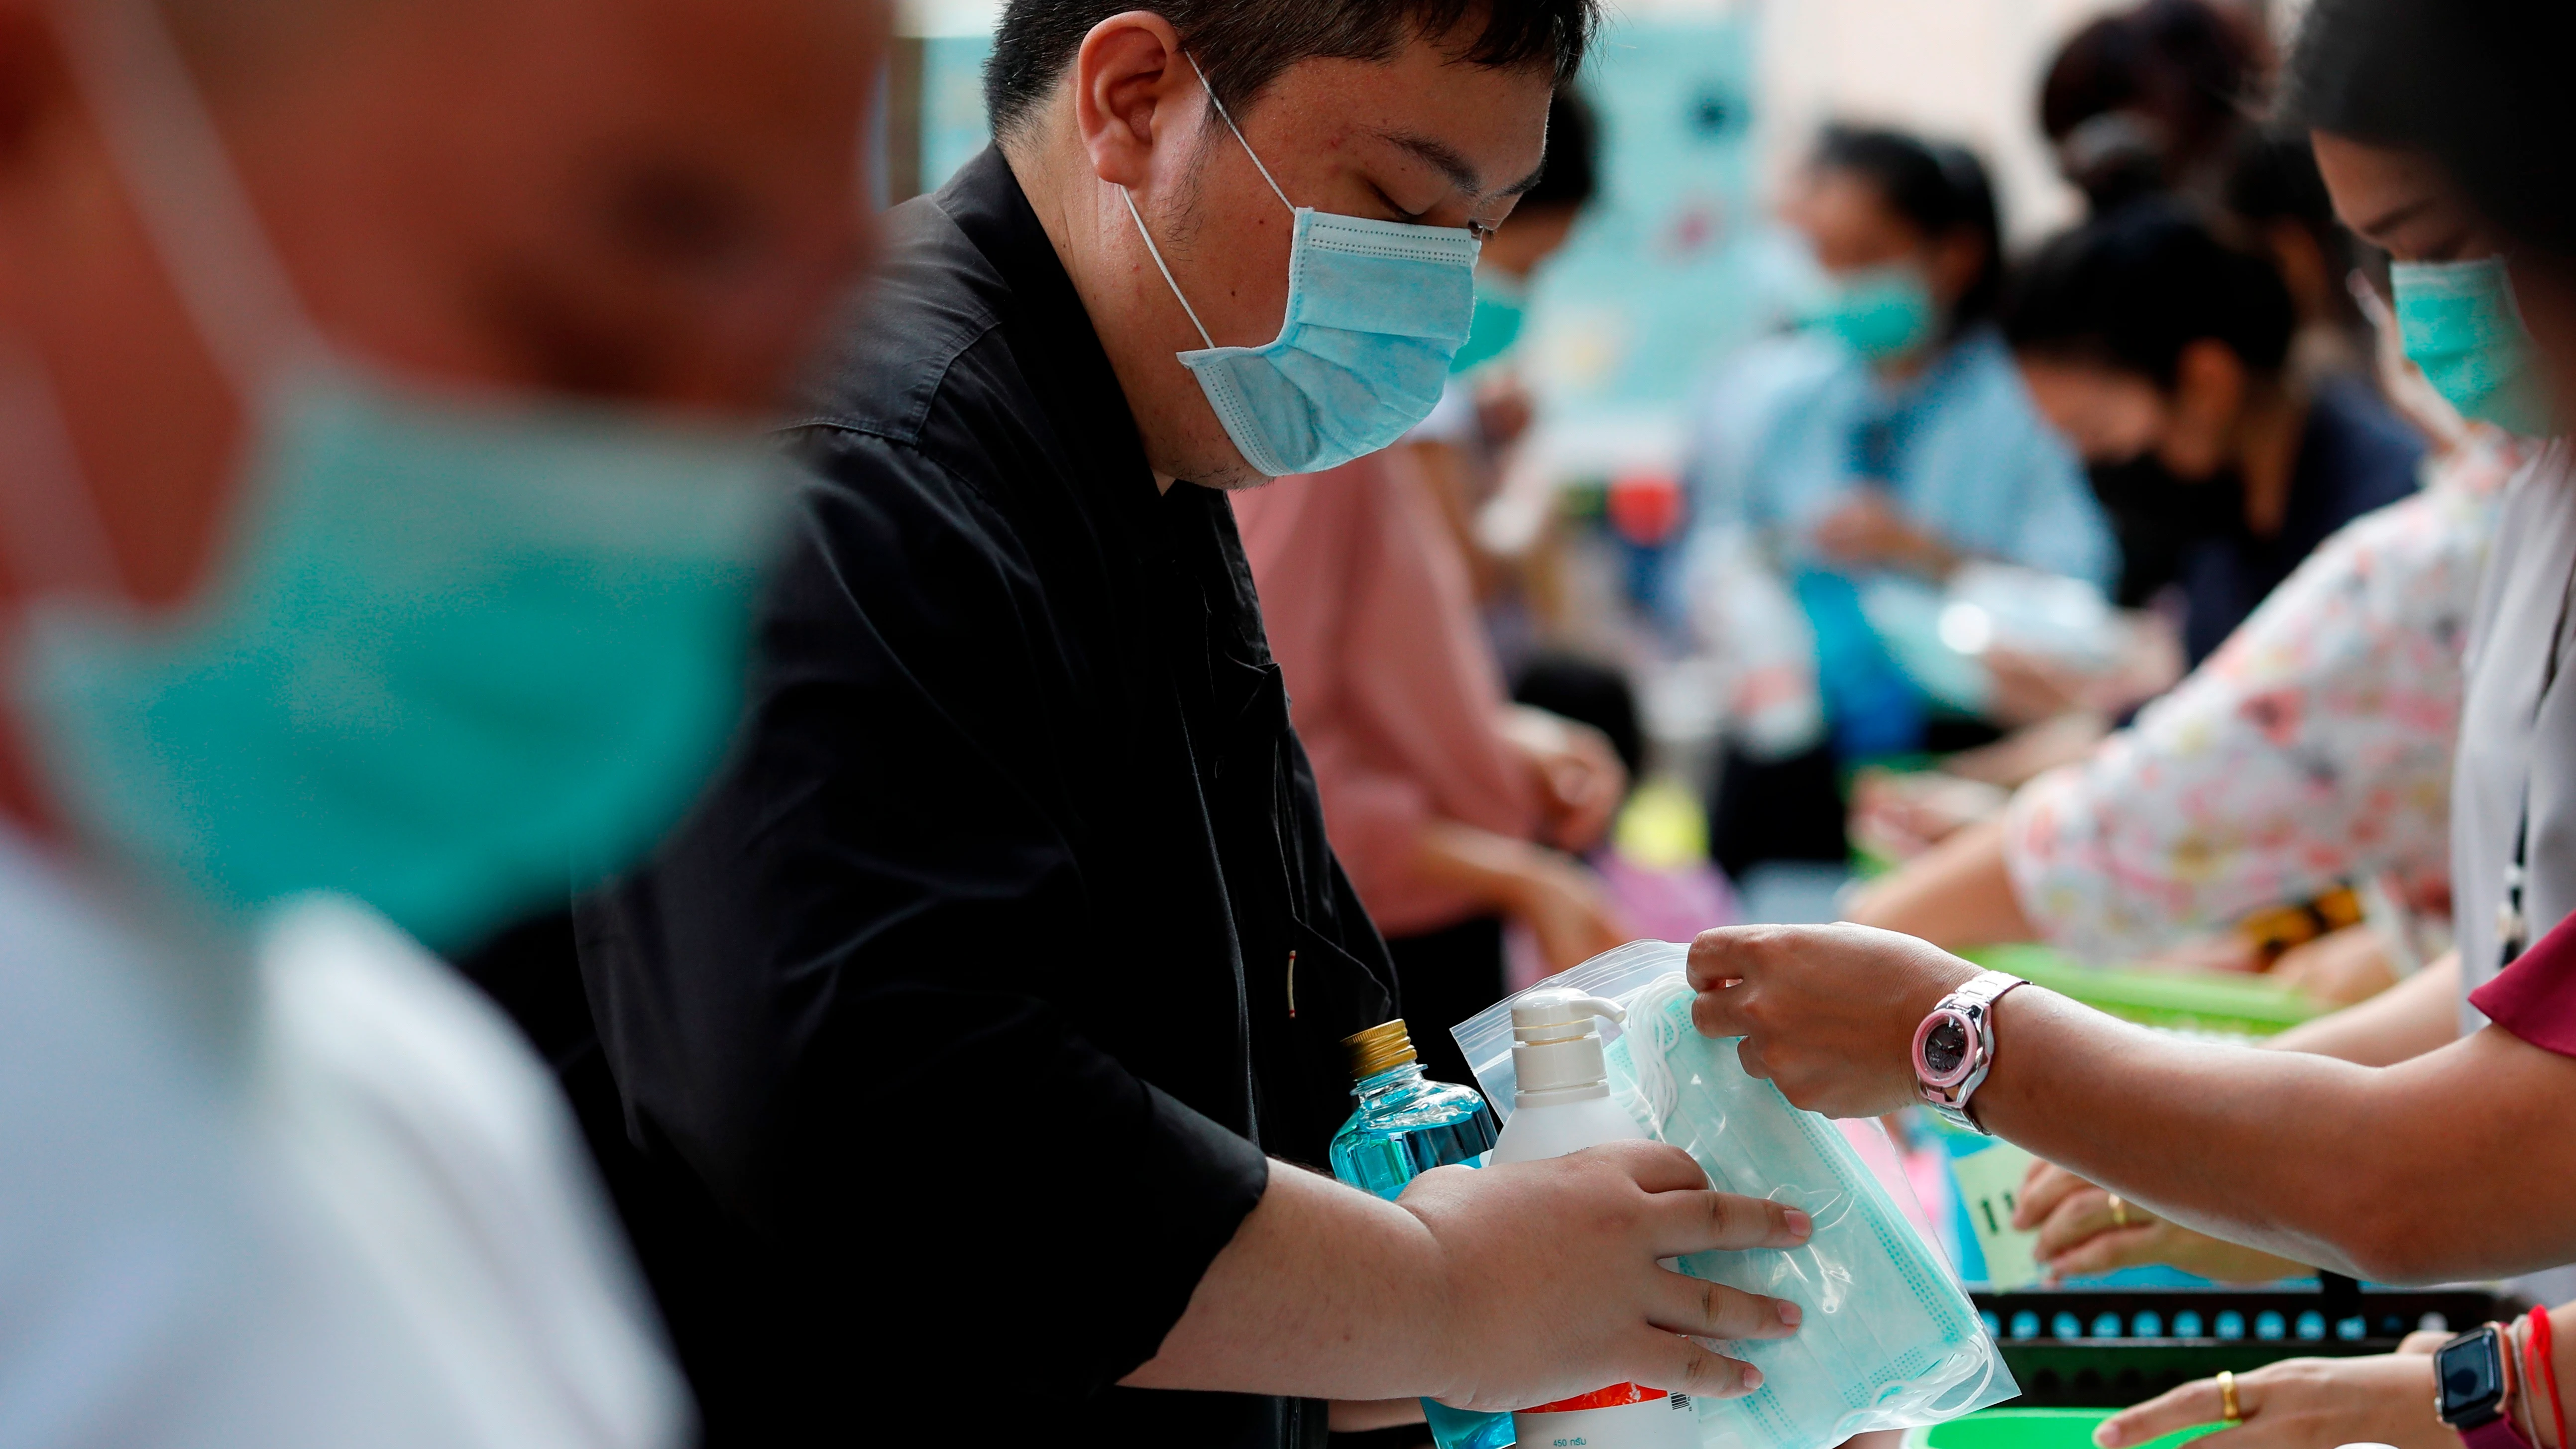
1590;1139;1709;1195
1646;1188;1814;1256
1735;1036;1774;1081
1624;1330;1767;1400
2011;1164;2093;1230
2095;1373;2243;1447
1647;1269;1802;1342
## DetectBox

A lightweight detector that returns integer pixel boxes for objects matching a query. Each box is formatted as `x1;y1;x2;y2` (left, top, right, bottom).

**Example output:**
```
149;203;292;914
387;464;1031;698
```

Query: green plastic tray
1903;1408;2222;1449
1959;944;2325;1037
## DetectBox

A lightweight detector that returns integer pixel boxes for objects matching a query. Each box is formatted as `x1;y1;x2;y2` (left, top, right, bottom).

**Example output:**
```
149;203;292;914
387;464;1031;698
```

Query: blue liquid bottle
1328;1020;1514;1449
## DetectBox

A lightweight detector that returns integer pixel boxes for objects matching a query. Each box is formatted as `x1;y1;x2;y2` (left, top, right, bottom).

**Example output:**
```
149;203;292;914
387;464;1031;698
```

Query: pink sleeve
2469;914;2576;1057
1235;453;1536;937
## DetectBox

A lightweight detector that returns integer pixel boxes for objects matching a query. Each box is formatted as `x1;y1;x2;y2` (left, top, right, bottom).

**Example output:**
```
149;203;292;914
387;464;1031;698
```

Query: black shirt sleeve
575;425;1269;1394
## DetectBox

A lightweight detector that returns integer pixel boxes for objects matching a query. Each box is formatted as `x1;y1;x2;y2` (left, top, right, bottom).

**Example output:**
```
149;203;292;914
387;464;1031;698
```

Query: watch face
2439;1330;2507;1419
1917;1012;1971;1084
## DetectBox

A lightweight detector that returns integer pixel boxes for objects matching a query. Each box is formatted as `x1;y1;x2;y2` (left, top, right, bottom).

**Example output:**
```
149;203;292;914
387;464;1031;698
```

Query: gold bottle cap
1342;1019;1418;1081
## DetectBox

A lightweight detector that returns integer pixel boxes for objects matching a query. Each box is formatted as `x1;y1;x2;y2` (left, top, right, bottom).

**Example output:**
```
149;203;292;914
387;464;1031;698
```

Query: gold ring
2108;1193;2130;1229
2218;1370;2241;1424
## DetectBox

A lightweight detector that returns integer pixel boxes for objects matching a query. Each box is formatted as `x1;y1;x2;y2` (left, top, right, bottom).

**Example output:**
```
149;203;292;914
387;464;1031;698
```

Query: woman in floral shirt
1846;429;2526;961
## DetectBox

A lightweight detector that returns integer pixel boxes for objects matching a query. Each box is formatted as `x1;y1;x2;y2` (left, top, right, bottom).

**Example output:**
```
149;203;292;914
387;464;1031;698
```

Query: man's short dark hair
983;0;1599;141
2004;202;2293;388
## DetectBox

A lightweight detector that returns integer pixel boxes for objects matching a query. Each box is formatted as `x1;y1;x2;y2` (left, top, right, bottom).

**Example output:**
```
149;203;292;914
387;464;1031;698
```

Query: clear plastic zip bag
1452;941;2016;1449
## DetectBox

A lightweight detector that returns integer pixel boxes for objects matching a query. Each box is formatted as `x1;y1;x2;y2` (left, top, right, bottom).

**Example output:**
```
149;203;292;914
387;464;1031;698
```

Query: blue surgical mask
1448;270;1529;376
2391;257;2556;437
1124;55;1479;477
1807;264;1940;361
11;0;788;951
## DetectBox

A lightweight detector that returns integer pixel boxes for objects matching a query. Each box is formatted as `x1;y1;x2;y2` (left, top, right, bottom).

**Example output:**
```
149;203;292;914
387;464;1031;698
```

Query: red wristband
2530;1306;2566;1449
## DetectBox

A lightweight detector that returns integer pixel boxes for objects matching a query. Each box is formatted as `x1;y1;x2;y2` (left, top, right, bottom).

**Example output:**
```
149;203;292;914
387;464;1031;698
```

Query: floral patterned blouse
2004;433;2528;962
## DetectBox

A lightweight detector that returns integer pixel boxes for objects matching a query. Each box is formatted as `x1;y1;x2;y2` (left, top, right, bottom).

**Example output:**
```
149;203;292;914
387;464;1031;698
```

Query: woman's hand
2012;1161;2306;1283
1688;924;1980;1117
1502;705;1627;854
1509;850;1629;972
2095;1351;2456;1449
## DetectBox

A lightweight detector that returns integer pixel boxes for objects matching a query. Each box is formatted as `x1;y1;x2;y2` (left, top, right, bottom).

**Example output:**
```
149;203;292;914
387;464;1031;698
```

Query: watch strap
2462;1415;2537;1449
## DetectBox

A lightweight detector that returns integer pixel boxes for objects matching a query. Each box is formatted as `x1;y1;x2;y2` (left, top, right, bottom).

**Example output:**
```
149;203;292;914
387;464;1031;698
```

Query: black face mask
2088;454;2246;605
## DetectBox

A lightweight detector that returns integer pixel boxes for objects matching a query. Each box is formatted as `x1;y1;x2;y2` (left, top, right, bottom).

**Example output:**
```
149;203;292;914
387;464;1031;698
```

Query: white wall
1742;0;2131;242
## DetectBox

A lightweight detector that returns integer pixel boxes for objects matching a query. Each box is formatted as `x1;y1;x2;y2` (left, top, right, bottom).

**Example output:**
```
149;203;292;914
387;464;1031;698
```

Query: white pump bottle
1485;989;1699;1449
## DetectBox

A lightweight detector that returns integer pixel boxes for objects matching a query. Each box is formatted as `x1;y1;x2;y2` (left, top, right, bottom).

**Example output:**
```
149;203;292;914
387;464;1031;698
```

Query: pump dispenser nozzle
1506;988;1626;1102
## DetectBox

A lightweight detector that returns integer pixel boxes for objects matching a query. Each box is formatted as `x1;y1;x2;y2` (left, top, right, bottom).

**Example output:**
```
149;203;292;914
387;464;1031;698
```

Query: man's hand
1401;1139;1812;1409
2012;1161;2305;1283
2094;1352;2457;1449
1688;924;1980;1117
1502;705;1627;853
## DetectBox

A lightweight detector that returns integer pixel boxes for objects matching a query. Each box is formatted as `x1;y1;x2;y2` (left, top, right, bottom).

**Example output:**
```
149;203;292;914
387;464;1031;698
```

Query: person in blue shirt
1692;125;2115;880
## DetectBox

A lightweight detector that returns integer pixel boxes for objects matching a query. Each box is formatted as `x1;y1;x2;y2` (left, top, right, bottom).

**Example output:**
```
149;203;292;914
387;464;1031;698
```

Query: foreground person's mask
12;0;786;951
2391;257;2555;437
1123;55;1479;477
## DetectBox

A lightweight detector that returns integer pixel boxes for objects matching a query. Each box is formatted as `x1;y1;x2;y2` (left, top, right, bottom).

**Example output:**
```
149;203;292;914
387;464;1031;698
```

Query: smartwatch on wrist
1911;969;2026;1134
2439;1323;2537;1449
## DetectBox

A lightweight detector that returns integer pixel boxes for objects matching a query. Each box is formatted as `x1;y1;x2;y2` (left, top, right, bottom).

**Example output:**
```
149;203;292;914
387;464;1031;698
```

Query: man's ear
1072;10;1192;191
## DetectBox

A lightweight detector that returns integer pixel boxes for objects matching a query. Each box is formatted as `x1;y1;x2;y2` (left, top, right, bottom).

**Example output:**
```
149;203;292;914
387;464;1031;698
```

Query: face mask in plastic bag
1454;941;2015;1449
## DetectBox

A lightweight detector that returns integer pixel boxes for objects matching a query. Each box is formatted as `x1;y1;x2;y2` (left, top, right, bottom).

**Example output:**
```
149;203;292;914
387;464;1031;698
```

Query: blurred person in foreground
0;0;888;1442
1236;446;1629;1090
1688;2;2576;1444
563;1;1814;1445
1690;125;2114;882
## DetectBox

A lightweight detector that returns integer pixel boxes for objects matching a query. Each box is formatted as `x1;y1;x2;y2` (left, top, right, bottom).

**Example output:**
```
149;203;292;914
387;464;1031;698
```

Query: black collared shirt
569;147;1395;1448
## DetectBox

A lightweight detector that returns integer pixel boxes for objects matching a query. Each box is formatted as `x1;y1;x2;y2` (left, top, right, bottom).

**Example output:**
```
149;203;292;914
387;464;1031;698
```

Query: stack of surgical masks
1454;942;2015;1449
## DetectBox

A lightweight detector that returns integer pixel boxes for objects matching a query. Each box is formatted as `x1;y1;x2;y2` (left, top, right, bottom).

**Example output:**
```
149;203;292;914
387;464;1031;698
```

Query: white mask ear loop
1120;189;1218;350
1119;48;1299;353
47;0;325;396
0;339;127;600
1181;51;1295;216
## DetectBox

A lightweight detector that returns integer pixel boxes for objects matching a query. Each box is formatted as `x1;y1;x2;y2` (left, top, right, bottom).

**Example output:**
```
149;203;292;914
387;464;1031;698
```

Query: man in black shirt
567;2;1812;1445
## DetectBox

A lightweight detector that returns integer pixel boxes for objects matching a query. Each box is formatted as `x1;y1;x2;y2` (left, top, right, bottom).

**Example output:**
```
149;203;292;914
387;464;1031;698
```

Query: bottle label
1514;1385;1697;1449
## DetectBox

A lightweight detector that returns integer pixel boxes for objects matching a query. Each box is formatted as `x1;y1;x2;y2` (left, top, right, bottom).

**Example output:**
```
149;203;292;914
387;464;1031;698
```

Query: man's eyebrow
1377;128;1485;197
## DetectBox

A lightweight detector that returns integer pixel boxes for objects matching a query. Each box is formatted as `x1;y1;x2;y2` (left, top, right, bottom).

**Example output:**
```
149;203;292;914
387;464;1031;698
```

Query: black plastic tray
1971;1284;2524;1407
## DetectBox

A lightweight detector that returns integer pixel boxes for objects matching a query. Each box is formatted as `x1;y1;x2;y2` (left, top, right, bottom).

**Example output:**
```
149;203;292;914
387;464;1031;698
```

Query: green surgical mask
1448;270;1529;375
2391;257;2556;436
1807;264;1940;361
12;0;789;951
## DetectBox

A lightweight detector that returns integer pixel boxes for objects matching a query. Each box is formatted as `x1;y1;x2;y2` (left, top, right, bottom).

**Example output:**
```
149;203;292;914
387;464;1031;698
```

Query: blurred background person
0;0;885;1441
1688;123;2114;885
2006;204;2424;668
1238;444;1629;1087
2036;0;2266;219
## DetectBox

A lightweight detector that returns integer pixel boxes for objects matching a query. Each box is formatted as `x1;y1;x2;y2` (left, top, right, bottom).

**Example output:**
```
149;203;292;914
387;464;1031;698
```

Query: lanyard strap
2499;546;2576;967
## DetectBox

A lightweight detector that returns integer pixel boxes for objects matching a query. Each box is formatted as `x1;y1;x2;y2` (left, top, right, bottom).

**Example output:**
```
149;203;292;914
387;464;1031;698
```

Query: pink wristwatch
1911;969;2026;1134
